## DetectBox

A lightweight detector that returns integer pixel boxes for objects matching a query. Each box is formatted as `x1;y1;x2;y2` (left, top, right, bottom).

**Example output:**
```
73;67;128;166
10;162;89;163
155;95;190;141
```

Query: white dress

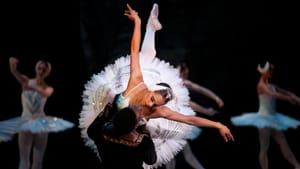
0;82;74;137
16;89;74;133
79;54;197;168
231;86;300;130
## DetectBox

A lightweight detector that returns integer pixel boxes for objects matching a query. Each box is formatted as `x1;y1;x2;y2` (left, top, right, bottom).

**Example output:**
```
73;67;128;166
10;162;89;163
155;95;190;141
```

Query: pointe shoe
147;3;162;31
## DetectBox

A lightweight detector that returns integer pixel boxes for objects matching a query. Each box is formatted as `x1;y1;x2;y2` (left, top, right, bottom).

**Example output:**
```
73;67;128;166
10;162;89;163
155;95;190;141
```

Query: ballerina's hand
207;108;219;116
216;97;224;108
288;96;297;105
124;4;140;22
9;57;19;69
218;123;234;142
290;94;300;106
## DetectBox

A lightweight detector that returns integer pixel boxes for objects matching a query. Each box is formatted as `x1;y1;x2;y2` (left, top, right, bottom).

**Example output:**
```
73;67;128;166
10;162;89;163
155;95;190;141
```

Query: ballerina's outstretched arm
123;4;144;96
148;105;234;142
273;84;300;106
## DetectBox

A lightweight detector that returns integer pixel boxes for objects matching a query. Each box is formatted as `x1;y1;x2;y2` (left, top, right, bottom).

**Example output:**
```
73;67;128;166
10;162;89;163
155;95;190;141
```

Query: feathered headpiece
257;61;270;74
148;84;169;91
147;83;174;102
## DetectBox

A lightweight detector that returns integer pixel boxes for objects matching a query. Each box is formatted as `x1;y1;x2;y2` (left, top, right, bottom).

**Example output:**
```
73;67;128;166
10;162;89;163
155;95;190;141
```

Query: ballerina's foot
148;3;162;31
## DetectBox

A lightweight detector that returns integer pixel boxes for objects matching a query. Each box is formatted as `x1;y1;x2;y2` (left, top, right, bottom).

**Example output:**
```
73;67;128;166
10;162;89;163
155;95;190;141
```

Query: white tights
258;128;300;169
140;4;160;62
18;131;48;169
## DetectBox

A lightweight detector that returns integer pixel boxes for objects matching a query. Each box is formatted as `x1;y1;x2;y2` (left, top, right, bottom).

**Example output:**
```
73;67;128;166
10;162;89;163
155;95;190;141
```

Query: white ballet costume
231;86;300;130
2;80;74;136
79;3;198;169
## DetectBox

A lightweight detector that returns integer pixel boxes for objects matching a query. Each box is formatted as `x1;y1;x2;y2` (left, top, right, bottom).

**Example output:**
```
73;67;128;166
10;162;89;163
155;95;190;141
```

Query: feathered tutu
231;112;300;130
19;116;74;133
0;117;23;142
0;115;74;134
79;54;196;168
190;126;202;140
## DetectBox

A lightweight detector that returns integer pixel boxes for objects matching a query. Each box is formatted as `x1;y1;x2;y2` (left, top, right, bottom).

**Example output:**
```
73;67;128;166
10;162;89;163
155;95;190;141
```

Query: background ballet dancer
8;57;74;169
231;61;300;169
165;62;224;169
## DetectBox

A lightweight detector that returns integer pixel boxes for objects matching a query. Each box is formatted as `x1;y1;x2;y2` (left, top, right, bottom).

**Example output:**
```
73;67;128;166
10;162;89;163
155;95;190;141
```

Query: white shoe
147;3;162;31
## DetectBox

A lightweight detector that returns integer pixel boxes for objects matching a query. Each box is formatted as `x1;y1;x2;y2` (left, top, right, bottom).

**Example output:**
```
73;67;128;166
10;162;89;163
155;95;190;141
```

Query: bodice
258;86;276;115
21;90;47;116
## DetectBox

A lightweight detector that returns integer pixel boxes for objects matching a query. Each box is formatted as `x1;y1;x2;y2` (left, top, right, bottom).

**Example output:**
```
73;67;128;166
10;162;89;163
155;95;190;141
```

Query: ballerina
231;61;300;169
165;62;225;169
7;57;74;169
79;3;234;168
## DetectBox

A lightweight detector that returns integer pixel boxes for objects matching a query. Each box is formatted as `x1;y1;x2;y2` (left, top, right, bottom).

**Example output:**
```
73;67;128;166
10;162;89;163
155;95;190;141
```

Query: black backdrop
1;0;300;169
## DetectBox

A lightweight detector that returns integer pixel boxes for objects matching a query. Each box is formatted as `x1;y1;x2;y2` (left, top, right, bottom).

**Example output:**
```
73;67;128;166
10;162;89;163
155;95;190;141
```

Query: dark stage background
1;0;300;169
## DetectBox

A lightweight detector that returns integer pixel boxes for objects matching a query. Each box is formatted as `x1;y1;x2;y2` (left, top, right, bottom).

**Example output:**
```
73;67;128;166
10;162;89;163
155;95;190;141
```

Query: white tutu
1;88;74;142
79;54;196;168
231;112;300;130
190;126;202;140
19;116;74;133
1;116;74;134
0;117;23;142
231;94;300;130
